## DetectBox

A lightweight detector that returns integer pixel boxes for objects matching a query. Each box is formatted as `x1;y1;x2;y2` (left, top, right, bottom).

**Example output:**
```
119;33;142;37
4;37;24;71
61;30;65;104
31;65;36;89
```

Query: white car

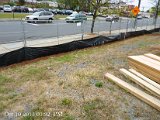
28;7;33;13
3;5;12;12
137;15;143;19
25;11;54;23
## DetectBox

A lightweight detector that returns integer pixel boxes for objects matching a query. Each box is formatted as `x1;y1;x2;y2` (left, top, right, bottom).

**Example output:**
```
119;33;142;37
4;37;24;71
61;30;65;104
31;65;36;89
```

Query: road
0;18;159;44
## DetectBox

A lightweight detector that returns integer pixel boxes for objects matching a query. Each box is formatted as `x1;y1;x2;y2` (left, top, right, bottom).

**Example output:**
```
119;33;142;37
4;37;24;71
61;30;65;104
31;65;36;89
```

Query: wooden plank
128;56;160;71
105;73;160;111
129;62;160;84
144;53;160;62
120;68;160;99
128;56;160;83
129;69;160;90
138;55;160;66
129;61;160;84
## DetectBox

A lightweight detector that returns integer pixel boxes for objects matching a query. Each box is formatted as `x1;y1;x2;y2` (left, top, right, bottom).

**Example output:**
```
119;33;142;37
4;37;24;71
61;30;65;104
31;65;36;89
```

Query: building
128;5;135;11
0;0;10;4
39;1;58;7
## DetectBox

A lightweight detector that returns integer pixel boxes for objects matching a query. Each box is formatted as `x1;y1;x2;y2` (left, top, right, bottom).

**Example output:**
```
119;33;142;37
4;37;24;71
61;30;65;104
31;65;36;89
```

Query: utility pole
134;0;141;28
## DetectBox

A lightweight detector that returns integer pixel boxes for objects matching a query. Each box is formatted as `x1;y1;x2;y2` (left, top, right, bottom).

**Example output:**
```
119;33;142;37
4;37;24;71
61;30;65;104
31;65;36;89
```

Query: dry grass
0;33;160;120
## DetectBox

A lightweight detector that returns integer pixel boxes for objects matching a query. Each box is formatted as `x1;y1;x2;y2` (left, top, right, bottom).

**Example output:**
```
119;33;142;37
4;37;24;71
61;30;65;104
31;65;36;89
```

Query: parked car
25;11;54;23
33;8;45;13
86;12;93;16
61;9;66;15
3;5;12;12
106;15;119;22
137;14;143;19
79;11;87;15
28;7;33;13
0;6;3;11
49;9;57;14
65;13;87;23
12;6;29;13
65;10;73;15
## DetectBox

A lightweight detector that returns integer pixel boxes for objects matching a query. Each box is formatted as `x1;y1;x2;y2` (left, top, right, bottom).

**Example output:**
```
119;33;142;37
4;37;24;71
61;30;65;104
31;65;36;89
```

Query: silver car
25;11;54;23
65;13;87;23
3;5;12;12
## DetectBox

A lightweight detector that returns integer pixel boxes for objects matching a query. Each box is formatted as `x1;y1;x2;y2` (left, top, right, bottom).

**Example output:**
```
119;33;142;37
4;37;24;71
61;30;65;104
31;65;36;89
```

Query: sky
124;0;157;11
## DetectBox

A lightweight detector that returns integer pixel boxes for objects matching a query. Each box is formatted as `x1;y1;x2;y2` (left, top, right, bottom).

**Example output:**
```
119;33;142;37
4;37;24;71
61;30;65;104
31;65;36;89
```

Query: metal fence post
134;19;137;31
119;18;121;34
146;18;148;30
142;18;144;30
109;21;112;35
159;18;160;28
98;19;100;35
57;20;59;45
126;19;129;33
21;19;26;47
81;20;84;40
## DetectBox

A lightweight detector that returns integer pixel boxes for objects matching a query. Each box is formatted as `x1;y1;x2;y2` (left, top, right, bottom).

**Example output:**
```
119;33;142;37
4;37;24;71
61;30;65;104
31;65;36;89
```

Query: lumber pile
128;54;160;84
105;53;160;111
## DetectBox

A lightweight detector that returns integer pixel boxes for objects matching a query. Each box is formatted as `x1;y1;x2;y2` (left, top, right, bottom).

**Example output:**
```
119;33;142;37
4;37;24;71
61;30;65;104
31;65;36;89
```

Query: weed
0;74;13;85
55;54;74;62
22;67;49;81
63;113;75;120
61;98;72;106
95;82;103;88
23;116;34;120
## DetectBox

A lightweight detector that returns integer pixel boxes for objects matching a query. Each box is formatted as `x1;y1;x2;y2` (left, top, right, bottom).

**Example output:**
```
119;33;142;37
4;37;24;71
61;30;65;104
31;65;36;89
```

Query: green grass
95;81;103;88
0;74;13;85
63;114;75;120
21;67;50;81
0;13;29;19
54;15;68;20
0;13;68;19
61;98;72;106
55;54;75;62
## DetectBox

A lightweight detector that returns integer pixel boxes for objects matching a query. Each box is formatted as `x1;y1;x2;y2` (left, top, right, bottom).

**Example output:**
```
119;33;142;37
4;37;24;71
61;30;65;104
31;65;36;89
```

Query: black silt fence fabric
0;28;160;67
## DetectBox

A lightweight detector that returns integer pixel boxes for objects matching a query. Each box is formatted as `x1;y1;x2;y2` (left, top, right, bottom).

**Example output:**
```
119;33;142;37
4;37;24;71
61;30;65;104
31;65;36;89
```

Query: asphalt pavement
0;18;159;44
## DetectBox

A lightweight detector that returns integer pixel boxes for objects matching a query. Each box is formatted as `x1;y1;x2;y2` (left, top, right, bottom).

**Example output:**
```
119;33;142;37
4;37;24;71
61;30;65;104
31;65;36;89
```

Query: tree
57;0;108;33
154;0;160;26
18;0;25;6
57;0;88;11
149;0;160;26
89;0;108;33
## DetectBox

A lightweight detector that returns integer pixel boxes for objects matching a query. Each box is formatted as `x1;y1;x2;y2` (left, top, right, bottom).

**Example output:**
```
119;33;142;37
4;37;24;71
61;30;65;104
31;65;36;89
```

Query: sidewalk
0;25;156;55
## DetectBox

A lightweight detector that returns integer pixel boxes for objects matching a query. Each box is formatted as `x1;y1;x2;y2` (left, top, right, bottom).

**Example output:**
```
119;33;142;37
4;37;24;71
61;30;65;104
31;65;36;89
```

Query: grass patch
0;13;29;19
55;54;75;63
54;15;68;20
83;98;105;119
61;98;72;106
62;113;75;120
0;84;12;94
95;81;103;88
0;74;13;85
23;115;34;120
22;67;49;81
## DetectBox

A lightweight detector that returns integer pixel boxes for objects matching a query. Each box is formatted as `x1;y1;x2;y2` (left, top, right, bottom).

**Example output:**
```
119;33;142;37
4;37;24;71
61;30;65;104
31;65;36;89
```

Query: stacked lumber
128;54;160;84
105;73;160;111
105;53;160;111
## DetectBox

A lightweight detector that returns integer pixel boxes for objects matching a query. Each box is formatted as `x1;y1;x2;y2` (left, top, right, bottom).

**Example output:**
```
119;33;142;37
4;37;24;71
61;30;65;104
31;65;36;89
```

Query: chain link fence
0;17;160;50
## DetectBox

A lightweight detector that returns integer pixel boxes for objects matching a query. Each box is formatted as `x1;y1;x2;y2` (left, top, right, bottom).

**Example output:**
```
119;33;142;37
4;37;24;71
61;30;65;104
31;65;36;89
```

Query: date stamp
5;111;63;117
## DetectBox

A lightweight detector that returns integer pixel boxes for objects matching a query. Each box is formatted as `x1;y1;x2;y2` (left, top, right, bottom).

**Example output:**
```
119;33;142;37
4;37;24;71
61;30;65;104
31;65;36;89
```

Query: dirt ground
0;33;160;120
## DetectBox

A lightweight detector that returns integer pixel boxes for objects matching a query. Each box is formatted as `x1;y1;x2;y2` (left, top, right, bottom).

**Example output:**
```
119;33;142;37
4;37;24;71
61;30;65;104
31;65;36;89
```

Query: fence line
0;18;160;47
